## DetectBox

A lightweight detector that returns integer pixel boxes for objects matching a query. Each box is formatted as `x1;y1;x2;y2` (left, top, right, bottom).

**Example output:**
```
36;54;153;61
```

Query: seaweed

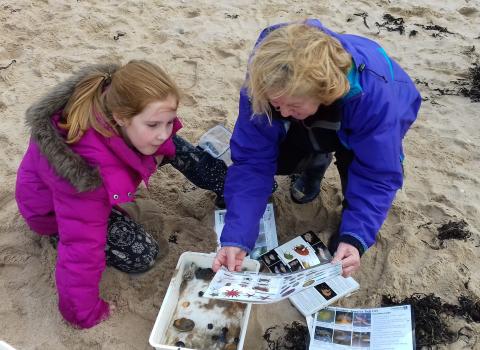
263;321;309;350
458;63;480;102
457;296;480;322
382;293;480;348
416;62;480;103
168;232;178;244
354;12;369;29
375;14;405;35
113;31;126;41
437;219;471;241
382;293;457;348
0;59;16;70
414;23;454;37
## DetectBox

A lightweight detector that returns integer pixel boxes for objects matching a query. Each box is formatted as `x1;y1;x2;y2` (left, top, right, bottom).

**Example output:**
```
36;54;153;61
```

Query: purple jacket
221;20;422;254
15;64;180;328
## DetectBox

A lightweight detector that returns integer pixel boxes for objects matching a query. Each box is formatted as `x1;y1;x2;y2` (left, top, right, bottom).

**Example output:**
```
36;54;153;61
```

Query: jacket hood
25;63;120;192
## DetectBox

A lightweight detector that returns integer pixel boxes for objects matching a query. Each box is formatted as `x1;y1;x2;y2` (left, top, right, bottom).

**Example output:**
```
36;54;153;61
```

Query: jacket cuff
220;242;251;254
339;233;367;257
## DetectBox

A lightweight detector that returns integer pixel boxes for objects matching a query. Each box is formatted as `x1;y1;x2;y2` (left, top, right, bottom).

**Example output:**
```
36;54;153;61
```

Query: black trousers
49;207;160;273
105;208;159;273
169;134;354;204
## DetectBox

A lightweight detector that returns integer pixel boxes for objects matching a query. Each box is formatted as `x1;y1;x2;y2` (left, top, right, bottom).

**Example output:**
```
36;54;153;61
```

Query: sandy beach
1;0;479;349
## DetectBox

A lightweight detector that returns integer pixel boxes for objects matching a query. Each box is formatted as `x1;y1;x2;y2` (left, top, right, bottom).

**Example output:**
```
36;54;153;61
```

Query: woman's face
268;94;321;120
114;95;178;155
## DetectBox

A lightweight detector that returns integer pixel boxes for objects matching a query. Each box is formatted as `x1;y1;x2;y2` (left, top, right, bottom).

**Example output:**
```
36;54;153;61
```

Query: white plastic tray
149;252;260;350
0;341;16;350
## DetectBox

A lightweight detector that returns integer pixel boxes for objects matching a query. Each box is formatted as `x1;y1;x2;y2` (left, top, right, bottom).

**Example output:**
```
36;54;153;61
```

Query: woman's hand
331;242;360;277
212;246;247;272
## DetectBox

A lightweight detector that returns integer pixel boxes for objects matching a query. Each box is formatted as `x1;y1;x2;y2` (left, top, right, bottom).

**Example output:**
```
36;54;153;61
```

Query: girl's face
268;94;321;120
114;95;178;155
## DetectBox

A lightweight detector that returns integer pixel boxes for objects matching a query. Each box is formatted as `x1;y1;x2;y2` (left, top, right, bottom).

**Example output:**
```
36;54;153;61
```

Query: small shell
182;301;190;308
173;317;195;332
224;343;237;350
182;263;197;281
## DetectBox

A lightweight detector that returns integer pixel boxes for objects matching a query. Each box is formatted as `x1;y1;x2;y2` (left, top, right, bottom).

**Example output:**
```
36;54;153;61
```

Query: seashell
224;343;237;350
182;263;197;281
182;301;190;308
173;318;195;332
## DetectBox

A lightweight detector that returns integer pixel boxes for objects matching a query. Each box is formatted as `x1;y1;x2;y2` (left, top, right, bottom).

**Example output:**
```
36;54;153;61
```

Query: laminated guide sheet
309;305;415;349
203;262;342;304
260;231;359;316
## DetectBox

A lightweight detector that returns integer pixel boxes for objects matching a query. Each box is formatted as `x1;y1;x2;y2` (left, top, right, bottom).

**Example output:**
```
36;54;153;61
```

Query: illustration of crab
293;244;310;256
224;289;241;298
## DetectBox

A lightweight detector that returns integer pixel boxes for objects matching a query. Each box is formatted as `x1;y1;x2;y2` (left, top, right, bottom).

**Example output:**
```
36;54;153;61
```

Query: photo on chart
352;331;371;347
332;329;352;346
353;312;371;327
314;326;333;342
314;282;337;301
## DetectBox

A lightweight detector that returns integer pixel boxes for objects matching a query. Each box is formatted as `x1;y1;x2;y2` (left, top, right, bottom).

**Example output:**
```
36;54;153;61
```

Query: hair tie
103;72;112;85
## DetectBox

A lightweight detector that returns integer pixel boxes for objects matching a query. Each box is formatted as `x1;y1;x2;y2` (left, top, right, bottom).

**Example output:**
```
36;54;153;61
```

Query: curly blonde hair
247;22;352;119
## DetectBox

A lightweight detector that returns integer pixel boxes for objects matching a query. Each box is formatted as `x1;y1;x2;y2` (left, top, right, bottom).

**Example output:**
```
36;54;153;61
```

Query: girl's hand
212;246;247;272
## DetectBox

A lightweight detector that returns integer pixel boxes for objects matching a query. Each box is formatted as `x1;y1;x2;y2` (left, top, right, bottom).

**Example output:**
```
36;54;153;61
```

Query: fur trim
25;63;120;192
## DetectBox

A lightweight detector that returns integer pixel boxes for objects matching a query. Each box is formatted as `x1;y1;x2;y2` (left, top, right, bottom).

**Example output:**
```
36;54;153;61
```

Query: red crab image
293;244;309;256
224;289;240;298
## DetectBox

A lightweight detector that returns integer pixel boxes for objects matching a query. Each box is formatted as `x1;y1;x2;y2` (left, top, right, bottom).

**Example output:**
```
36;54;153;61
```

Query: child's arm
52;184;111;328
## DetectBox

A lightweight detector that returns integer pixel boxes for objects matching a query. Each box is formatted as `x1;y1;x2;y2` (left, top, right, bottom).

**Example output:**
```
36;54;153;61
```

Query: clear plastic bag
198;125;232;166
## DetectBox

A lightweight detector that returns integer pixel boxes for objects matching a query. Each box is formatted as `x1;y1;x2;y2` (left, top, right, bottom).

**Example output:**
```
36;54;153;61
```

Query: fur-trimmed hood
25;63;120;192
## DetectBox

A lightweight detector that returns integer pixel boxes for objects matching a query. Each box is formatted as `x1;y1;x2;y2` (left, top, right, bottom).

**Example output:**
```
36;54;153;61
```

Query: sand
1;0;479;349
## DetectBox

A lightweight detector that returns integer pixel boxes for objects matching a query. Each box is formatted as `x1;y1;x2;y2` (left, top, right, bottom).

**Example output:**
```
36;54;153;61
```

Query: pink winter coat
15;63;181;328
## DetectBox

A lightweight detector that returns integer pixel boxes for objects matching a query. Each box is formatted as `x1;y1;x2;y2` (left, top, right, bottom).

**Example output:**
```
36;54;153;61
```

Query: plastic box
149;252;260;350
0;341;16;350
198;125;232;166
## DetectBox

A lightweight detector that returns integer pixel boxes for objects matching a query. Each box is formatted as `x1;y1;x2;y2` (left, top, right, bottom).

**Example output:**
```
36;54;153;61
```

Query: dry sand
1;0;479;349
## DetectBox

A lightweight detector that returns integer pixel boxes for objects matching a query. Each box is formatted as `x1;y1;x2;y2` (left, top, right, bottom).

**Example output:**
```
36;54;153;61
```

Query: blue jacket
220;19;421;254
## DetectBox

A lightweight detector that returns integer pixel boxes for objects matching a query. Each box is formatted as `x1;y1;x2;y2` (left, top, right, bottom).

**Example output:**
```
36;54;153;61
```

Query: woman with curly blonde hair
214;20;421;277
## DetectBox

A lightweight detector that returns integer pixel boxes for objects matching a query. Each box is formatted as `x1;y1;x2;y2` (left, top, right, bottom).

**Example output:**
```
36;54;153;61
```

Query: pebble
173;318;195;332
207;323;213;329
195;267;215;280
174;341;185;347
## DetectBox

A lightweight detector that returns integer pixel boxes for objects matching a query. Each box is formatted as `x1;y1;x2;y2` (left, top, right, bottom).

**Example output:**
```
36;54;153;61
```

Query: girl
213;20;422;276
15;60;224;328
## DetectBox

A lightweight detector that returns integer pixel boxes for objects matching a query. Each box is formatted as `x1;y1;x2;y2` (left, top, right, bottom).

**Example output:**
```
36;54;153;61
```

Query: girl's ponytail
60;60;179;144
60;72;115;143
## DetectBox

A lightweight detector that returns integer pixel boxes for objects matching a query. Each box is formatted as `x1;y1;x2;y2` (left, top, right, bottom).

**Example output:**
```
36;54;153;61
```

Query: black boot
290;153;332;204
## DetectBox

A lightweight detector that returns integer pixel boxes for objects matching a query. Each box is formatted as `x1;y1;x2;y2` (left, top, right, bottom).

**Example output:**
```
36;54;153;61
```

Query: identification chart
203;262;342;304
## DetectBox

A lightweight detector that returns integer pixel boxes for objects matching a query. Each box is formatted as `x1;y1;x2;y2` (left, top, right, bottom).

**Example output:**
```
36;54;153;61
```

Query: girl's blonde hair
60;60;180;143
247;23;352;119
